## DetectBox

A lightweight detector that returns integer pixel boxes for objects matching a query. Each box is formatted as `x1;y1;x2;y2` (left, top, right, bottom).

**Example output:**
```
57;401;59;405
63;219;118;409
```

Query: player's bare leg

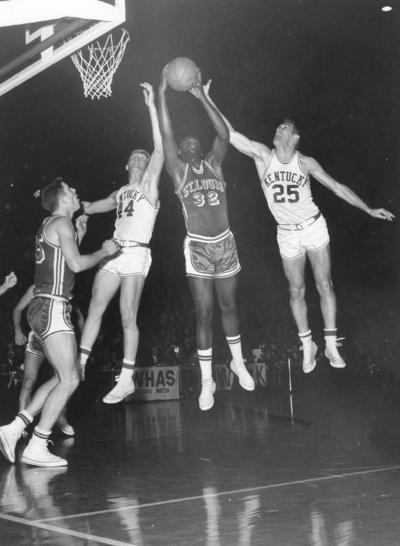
308;245;346;368
79;270;121;378
19;352;43;410
103;274;145;404
282;254;317;373
21;332;80;466
188;276;216;410
19;352;74;435
215;276;254;390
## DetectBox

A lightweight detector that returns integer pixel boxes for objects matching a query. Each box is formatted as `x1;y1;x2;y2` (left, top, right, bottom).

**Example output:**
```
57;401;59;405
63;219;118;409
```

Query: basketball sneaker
0;424;23;464
55;416;75;437
20;441;67;467
230;359;255;391
301;340;318;374
103;376;135;404
325;338;346;369
199;379;216;411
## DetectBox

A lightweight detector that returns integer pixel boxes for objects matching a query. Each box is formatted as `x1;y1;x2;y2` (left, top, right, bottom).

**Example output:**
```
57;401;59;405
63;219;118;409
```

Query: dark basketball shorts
25;330;45;358
184;230;241;279
27;296;74;341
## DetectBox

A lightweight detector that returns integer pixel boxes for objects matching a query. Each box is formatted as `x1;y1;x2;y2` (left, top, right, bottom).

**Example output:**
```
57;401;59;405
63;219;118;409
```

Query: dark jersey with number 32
33;216;75;299
176;160;230;238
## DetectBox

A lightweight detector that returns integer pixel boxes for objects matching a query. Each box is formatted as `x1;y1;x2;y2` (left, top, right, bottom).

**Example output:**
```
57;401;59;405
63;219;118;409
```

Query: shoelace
334;337;346;347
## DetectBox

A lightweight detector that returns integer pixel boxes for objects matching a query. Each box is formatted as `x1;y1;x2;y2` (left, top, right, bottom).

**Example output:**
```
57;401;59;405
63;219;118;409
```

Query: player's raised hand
203;79;212;98
159;66;169;93
368;208;395;221
75;214;88;243
5;272;17;289
141;82;154;106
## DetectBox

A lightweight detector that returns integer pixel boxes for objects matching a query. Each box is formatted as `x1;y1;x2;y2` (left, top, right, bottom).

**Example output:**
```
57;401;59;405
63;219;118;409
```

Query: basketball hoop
71;28;129;99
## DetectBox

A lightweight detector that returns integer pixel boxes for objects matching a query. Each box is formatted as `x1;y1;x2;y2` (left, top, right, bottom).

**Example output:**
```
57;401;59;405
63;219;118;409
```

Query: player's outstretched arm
202;80;271;163
81;192;118;215
189;81;229;167
0;271;17;296
140;82;164;204
304;156;395;221
158;67;184;189
13;284;35;346
55;217;120;273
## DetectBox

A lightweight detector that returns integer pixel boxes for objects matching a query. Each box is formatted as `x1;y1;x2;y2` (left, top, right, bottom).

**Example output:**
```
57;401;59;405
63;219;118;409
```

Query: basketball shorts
100;247;152;277
27;296;74;341
184;231;241;279
25;330;45;358
277;215;330;260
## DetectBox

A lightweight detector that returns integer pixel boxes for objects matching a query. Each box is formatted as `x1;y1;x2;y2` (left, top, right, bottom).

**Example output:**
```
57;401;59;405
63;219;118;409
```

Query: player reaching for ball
203;81;395;373
158;65;255;411
79;82;164;404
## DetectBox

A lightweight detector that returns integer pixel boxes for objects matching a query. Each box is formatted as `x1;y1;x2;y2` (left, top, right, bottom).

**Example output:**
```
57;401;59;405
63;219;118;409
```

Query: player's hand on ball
102;239;120;256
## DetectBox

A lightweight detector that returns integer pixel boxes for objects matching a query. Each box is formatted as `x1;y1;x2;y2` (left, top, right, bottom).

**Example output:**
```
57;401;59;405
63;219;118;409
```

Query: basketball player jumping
158;67;255;411
0;178;118;466
205;82;394;372
79;82;164;404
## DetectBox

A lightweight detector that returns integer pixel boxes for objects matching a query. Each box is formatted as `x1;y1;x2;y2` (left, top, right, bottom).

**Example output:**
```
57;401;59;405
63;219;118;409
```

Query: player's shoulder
298;152;319;172
50;215;74;234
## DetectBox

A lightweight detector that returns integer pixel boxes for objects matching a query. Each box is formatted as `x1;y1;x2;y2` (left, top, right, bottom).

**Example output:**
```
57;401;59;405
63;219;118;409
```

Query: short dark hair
128;149;150;161
41;177;65;212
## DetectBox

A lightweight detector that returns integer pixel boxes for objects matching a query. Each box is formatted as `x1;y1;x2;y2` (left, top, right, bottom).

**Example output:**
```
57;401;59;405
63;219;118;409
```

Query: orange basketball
165;57;200;92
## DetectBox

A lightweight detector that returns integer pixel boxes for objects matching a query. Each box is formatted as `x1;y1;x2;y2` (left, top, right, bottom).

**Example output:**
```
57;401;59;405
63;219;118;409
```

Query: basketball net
71;28;130;99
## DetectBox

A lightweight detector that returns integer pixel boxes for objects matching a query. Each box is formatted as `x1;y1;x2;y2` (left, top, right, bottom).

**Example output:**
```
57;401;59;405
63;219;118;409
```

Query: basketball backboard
0;0;126;96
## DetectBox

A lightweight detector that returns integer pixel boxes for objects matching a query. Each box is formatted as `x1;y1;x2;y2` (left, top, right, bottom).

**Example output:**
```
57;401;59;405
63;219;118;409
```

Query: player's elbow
67;259;82;273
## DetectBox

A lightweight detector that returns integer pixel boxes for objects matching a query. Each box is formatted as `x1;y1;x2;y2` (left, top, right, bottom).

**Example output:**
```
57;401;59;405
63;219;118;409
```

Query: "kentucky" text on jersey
263;170;308;188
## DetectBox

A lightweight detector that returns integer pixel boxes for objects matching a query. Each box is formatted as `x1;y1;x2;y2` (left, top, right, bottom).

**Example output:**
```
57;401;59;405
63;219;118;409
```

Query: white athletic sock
226;334;243;363
79;346;91;366
30;426;51;447
12;411;33;434
298;330;312;345
118;359;135;382
198;348;212;382
324;328;338;348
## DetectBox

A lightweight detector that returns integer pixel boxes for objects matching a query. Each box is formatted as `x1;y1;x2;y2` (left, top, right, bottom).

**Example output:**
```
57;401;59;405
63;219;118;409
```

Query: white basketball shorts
100;247;152;277
277;215;330;259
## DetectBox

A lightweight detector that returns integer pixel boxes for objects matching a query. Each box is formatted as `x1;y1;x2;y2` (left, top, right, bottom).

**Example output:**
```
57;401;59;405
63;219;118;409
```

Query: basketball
165;57;200;92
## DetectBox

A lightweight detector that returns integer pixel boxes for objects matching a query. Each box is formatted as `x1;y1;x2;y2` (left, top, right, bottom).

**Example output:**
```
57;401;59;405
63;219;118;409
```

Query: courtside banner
127;366;180;401
215;362;267;391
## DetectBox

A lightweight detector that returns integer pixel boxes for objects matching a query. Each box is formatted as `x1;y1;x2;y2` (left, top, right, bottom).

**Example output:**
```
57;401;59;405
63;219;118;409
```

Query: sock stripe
33;428;50;440
17;412;32;427
226;335;241;345
324;329;337;337
122;363;136;370
198;355;212;363
80;347;91;356
299;330;312;339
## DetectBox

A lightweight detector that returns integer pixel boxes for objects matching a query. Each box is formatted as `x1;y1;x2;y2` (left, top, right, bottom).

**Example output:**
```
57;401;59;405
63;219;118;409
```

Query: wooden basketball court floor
1;365;400;545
